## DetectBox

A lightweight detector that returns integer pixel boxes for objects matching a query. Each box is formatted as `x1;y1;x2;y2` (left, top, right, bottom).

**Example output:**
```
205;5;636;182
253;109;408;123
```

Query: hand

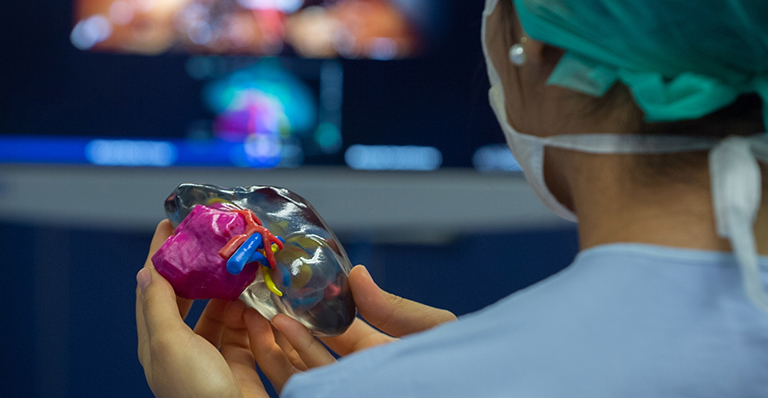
136;220;270;398
245;264;457;392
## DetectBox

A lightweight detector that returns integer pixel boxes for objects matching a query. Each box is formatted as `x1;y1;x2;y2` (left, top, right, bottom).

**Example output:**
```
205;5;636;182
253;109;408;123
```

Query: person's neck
563;152;768;254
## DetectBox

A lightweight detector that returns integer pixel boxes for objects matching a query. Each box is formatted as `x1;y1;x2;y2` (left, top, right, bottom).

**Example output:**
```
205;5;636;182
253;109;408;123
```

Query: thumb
349;265;456;338
136;265;189;371
138;219;187;337
138;266;186;337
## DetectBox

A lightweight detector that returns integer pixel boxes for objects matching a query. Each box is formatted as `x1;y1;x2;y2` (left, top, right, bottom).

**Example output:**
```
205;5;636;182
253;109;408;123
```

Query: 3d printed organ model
151;183;356;336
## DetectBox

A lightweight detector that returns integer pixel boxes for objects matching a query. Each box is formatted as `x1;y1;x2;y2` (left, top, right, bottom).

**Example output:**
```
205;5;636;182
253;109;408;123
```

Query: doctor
136;0;768;396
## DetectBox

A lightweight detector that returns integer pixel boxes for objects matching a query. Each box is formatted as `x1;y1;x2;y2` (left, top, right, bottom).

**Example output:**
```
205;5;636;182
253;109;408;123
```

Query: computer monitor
0;0;516;171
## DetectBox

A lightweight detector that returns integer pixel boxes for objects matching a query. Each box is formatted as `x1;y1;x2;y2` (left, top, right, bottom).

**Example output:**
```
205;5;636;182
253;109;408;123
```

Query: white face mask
482;0;768;313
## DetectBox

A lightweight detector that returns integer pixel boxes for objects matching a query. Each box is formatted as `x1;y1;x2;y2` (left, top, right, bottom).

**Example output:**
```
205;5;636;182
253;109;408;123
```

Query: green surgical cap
514;0;768;127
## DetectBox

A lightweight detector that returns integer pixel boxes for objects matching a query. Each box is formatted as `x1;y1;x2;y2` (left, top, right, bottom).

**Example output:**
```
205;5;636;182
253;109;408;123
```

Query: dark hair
589;85;764;181
602;89;765;138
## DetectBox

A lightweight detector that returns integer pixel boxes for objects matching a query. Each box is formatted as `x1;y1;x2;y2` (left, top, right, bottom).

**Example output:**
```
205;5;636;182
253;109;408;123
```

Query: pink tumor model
152;204;283;301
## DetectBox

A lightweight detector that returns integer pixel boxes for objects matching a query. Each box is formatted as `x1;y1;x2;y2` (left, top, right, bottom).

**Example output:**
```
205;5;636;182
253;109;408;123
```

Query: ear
520;38;565;82
523;38;565;70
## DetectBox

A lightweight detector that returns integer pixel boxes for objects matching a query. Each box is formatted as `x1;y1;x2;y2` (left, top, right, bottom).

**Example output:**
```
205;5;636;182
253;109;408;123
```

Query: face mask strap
538;134;723;154
710;136;768;313
521;134;579;222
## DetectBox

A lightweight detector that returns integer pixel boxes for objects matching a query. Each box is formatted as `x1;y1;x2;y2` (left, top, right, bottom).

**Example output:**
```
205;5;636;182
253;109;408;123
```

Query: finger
272;314;336;369
272;326;309;371
144;220;194;319
144;220;174;269
139;266;188;337
243;308;297;393
136;265;189;376
231;362;270;398
351;265;457;337
193;299;230;348
221;300;250;351
219;301;270;398
137;220;175;369
319;318;395;356
177;297;194;320
136;285;151;369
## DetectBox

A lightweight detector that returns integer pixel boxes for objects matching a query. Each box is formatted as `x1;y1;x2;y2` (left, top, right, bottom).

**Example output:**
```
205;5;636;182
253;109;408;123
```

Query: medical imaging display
1;1;510;171
152;183;356;336
72;0;425;59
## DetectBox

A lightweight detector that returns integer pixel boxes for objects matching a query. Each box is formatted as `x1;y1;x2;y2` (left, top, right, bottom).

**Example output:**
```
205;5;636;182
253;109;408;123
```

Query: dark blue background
0;0;582;396
0;222;578;397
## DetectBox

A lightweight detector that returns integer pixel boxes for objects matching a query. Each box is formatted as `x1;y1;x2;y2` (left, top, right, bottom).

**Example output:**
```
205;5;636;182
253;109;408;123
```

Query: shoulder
282;244;768;397
282;305;535;398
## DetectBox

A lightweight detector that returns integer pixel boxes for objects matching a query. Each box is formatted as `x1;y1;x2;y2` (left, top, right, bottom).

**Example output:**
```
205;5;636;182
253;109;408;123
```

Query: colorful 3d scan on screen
71;0;435;59
202;59;327;168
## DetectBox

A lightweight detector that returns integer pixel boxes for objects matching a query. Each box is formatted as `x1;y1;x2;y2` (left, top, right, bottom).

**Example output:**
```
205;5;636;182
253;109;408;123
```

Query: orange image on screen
72;0;422;58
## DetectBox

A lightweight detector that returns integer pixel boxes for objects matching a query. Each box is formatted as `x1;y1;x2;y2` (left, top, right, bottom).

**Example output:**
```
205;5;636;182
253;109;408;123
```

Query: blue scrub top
282;244;768;397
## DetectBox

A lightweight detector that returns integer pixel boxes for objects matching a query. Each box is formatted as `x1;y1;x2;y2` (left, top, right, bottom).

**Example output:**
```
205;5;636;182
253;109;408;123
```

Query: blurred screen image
188;56;343;168
72;0;430;59
2;1;514;171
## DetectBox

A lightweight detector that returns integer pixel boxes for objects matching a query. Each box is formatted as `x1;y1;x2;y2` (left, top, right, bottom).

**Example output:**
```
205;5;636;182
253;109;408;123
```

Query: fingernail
136;268;152;293
271;314;284;331
359;265;379;285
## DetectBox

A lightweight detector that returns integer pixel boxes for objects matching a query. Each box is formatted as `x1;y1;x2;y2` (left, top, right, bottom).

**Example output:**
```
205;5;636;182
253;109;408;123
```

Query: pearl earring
508;37;528;66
